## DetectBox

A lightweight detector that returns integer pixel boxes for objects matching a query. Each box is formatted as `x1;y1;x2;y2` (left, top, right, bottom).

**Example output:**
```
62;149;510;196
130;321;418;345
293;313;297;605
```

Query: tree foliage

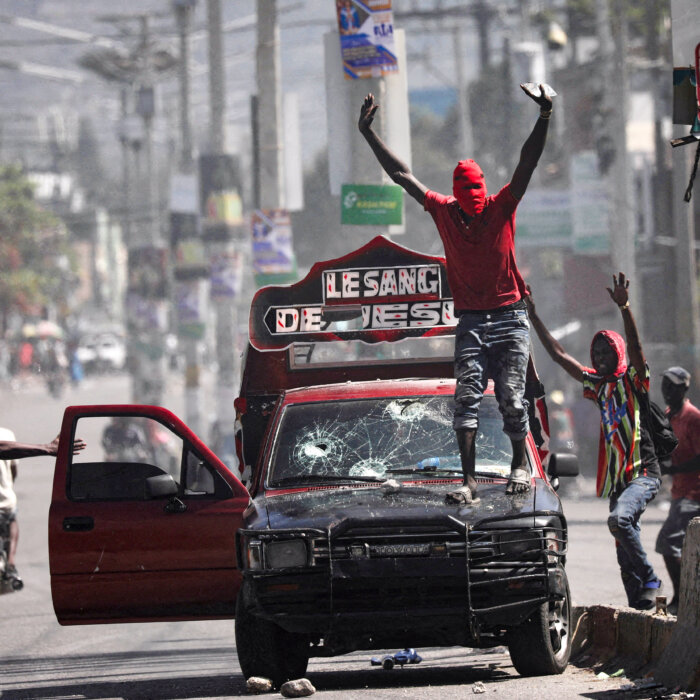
0;164;78;328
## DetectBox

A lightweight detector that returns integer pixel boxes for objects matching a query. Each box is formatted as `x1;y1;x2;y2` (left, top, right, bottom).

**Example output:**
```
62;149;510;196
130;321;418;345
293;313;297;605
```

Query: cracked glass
267;394;516;487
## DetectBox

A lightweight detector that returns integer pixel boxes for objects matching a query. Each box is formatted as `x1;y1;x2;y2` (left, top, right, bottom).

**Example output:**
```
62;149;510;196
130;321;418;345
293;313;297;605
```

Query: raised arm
510;84;553;200
606;272;645;376
0;434;86;460
524;286;587;383
358;93;427;206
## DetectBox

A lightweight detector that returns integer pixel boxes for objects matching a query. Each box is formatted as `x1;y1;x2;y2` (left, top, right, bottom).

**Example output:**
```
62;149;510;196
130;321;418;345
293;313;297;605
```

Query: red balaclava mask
453;159;487;217
589;330;628;379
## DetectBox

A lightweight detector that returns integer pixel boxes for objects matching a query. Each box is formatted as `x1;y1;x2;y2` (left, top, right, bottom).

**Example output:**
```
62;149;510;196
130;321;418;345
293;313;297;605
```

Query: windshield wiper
386;466;462;475
271;473;387;487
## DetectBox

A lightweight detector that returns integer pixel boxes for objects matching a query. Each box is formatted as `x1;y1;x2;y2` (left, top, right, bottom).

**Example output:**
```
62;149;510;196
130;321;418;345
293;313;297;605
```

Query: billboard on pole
335;0;397;79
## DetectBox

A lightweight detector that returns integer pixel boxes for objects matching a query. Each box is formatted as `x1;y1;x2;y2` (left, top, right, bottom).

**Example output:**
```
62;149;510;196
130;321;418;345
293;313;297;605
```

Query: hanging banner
335;0;397;79
175;279;207;340
127;247;169;299
199;154;244;241
211;251;244;300
251;209;297;286
571;151;610;255
125;294;169;334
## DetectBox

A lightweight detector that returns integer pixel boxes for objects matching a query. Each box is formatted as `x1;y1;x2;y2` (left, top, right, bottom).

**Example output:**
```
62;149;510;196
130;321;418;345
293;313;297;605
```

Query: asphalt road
0;371;674;699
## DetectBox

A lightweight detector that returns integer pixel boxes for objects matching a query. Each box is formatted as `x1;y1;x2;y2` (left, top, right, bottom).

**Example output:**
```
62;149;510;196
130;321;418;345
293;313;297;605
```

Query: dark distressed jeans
453;306;530;440
608;475;661;605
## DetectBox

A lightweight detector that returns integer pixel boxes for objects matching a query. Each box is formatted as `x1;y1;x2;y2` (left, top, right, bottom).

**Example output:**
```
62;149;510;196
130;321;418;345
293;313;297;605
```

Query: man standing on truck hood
358;84;553;504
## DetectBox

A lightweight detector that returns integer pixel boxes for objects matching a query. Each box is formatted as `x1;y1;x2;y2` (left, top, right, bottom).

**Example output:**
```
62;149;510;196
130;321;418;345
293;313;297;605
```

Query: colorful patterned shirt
582;364;657;498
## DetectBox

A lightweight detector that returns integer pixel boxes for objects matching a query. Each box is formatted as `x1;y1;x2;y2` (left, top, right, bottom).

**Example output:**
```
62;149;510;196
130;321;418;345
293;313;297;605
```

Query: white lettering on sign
300;306;322;330
270;300;456;335
343;271;360;297
372;303;407;328
379;270;398;296
411;302;442;327
417;268;439;294
322;265;441;302
398;268;416;294
363;270;379;296
276;308;300;332
326;273;341;299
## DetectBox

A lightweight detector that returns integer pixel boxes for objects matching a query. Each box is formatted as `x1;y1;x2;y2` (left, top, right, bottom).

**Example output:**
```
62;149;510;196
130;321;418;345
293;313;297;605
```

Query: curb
571;604;675;665
571;517;700;692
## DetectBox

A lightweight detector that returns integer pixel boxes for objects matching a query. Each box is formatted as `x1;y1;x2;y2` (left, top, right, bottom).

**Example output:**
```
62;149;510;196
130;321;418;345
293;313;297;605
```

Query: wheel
235;581;309;687
507;572;571;676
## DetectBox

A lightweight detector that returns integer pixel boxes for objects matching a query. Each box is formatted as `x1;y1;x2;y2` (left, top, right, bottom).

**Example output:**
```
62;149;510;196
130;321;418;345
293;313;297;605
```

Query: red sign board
249;236;457;351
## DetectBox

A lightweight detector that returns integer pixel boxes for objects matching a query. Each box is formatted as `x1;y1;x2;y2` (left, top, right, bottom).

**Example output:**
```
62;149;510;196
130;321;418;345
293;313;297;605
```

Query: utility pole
452;25;473;158
173;0;203;435
595;0;636;304
672;135;700;382
256;0;284;210
206;0;240;468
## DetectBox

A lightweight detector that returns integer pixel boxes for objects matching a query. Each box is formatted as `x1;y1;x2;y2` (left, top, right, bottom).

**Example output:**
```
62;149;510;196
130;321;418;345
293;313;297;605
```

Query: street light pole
205;0;240;467
256;0;284;210
173;0;203;435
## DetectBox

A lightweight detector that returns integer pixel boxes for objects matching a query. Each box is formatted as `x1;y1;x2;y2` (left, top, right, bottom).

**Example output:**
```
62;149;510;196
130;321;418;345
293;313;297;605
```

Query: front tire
235;581;309;687
507;574;571;676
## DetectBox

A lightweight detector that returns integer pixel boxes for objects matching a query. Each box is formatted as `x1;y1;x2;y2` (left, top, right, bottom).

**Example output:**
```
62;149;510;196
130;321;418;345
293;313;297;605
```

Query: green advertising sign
341;184;403;226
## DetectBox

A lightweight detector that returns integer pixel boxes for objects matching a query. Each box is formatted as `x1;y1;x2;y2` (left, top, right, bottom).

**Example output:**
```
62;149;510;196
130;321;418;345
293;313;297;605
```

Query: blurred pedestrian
525;273;664;610
0;430;86;587
655;366;700;614
18;341;33;377
358;83;553;504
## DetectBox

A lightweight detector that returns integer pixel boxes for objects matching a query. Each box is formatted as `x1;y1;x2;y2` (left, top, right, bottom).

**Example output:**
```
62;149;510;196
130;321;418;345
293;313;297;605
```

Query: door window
69;416;183;501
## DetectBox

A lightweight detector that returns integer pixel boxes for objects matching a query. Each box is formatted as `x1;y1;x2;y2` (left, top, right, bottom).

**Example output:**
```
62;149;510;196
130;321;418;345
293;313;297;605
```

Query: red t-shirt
668;400;700;502
424;184;526;310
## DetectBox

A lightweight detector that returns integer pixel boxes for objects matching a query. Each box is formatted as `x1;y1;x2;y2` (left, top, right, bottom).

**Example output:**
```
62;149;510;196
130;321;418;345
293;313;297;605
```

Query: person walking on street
0;431;86;588
358;83;553;504
524;273;664;609
655;366;700;614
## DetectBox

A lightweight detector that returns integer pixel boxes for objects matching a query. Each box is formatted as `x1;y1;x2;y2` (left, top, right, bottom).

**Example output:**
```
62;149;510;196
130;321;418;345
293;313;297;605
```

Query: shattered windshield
267;394;516;487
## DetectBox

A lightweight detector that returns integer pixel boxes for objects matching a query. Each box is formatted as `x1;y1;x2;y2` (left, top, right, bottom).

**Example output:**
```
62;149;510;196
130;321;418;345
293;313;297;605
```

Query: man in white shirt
0;430;86;588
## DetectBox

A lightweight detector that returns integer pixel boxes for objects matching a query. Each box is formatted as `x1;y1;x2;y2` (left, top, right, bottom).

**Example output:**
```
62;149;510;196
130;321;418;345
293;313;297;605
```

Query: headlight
498;530;540;557
246;539;263;570
543;529;562;563
265;539;308;568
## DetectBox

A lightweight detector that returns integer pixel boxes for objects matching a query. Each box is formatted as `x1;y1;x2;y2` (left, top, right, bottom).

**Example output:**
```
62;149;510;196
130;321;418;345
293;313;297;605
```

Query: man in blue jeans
358;84;553;504
525;273;663;609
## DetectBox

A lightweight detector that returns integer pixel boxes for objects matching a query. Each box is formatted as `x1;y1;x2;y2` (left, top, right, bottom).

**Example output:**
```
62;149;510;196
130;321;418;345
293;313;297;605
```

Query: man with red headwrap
525;273;664;610
358;84;552;504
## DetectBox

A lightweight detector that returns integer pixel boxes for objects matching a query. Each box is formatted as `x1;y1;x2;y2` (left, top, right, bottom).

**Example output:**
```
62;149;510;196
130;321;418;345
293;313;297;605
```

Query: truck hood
245;479;561;533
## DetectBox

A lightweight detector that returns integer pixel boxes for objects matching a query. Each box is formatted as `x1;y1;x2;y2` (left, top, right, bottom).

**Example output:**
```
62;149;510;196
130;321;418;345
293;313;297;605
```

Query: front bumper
239;511;568;645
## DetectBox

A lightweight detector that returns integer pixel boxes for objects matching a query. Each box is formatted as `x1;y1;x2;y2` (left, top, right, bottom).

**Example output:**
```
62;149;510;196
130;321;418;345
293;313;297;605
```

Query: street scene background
0;0;698;697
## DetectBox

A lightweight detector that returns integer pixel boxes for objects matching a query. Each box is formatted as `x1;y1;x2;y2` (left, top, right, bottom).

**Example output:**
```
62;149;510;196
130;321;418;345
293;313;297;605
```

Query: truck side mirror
548;453;580;480
146;474;179;499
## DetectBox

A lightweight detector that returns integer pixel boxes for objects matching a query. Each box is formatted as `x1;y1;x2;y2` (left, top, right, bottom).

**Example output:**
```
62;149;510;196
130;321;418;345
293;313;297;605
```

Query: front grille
312;525;481;565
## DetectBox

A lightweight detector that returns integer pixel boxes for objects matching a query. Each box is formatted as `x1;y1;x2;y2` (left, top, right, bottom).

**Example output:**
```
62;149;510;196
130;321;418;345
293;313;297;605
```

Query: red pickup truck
49;236;578;687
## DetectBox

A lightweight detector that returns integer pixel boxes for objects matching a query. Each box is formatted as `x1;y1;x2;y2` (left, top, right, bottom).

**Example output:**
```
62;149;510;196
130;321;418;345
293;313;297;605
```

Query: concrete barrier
572;517;700;691
653;516;700;691
571;604;674;665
